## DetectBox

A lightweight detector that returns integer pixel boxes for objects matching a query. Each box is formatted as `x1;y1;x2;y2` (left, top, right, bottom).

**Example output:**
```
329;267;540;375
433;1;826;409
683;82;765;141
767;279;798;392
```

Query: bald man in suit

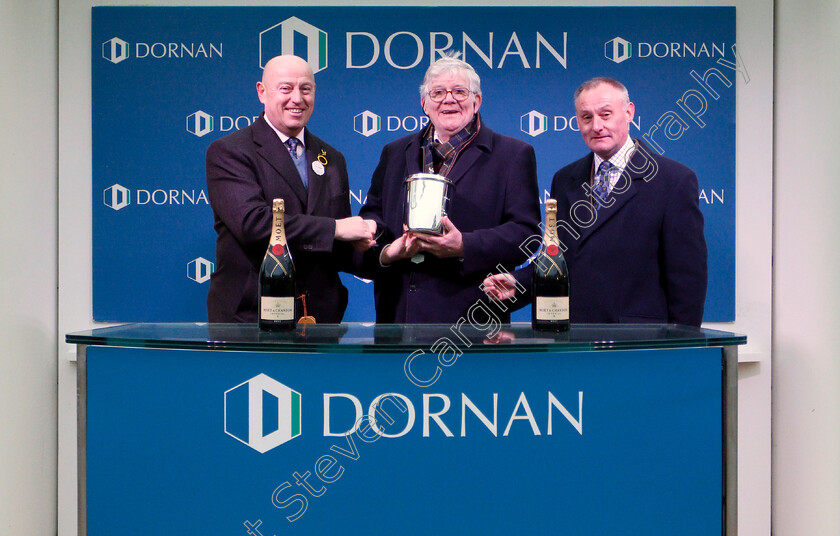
206;55;374;323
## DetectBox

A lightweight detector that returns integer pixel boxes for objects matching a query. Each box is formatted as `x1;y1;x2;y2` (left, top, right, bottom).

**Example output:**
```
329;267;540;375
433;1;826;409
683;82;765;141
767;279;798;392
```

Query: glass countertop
66;323;746;354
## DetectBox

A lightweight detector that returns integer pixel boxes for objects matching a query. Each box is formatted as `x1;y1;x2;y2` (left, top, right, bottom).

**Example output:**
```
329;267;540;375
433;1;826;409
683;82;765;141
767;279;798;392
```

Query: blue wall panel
92;7;736;322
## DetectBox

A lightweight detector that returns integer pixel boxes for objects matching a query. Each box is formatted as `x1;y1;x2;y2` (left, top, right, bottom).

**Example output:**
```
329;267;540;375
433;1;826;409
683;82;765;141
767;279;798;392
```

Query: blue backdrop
92;6;736;322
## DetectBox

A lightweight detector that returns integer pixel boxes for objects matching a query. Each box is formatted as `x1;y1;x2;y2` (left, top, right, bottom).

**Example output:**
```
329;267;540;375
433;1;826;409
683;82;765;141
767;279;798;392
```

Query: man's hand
336;216;375;242
481;273;519;301
412;216;464;259
380;230;422;265
483;330;516;345
349;219;378;251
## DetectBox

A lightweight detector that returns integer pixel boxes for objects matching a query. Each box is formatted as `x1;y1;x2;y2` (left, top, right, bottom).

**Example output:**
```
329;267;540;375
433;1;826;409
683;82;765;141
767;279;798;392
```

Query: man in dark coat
206;55;374;323
357;56;541;324
484;77;707;326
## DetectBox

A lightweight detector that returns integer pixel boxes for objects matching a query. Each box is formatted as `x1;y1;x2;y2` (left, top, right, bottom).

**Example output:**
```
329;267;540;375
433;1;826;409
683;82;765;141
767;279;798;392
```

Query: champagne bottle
259;199;296;331
532;199;570;332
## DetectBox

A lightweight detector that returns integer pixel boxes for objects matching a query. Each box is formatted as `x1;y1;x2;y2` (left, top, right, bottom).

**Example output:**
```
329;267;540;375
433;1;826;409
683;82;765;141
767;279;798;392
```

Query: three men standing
206;55;707;327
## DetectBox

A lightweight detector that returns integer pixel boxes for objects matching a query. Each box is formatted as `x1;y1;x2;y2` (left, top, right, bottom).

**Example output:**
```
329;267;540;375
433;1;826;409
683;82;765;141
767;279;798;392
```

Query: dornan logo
186;111;262;137
347;30;567;70
102;37;130;64
256;19;566;72
354;111;381;137
187;257;215;284
518;111;581;136
260;17;328;74
100;36;222;64
605;36;727;63
225;374;302;453
352;110;429;136
605;37;632;64
186;111;214;137
521;110;548;137
104;184;130;210
102;183;209;210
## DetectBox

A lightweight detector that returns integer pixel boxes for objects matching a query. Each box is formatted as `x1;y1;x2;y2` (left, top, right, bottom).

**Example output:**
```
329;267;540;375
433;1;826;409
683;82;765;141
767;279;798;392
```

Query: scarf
421;114;480;177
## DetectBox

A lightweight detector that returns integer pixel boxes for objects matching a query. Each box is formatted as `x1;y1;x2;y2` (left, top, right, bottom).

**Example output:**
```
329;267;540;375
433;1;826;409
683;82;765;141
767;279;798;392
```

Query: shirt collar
263;114;306;147
593;136;635;172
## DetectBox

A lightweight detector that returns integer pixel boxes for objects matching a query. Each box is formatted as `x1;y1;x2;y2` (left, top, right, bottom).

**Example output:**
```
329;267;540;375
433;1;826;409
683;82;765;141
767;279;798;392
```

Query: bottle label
260;297;294;321
535;296;569;321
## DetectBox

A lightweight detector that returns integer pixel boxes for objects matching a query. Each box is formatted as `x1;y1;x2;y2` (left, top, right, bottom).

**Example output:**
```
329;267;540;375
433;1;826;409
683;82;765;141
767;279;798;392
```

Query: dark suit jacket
358;124;541;324
518;139;707;326
206;114;352;323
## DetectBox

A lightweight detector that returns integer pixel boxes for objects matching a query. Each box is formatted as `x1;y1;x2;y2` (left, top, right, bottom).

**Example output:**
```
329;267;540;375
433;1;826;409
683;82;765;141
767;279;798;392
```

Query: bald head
257;55;316;137
262;55;313;84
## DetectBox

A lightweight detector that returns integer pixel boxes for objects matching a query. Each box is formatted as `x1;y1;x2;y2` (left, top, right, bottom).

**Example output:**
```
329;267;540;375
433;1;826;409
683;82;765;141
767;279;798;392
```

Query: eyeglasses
427;87;473;102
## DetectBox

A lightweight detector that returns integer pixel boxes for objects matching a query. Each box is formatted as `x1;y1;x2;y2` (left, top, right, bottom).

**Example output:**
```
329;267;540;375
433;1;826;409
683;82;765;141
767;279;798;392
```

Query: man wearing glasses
357;55;541;323
206;55;375;324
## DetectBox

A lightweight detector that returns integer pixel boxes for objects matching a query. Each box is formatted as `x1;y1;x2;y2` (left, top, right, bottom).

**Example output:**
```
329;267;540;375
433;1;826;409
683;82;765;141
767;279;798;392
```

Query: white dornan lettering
347;31;566;69
323;391;584;438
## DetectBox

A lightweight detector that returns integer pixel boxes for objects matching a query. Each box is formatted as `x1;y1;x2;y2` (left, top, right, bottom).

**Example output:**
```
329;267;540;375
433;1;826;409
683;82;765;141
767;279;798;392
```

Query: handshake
335;216;468;263
335;216;378;251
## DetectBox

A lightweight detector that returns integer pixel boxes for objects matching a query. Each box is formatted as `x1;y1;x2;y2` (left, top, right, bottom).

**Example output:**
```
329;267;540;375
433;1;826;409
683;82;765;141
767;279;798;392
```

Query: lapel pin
312;149;327;176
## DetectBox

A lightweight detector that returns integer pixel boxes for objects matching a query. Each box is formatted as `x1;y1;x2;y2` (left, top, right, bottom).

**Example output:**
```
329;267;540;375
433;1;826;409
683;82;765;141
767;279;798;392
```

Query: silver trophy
404;173;453;235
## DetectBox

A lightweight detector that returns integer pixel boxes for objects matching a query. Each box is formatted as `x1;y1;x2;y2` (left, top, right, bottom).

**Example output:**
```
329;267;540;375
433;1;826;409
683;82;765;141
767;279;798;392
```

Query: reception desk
68;323;745;536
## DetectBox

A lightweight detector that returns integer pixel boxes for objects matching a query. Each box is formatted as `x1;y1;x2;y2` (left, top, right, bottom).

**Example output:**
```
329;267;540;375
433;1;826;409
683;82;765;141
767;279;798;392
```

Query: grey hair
419;52;482;98
573;77;630;106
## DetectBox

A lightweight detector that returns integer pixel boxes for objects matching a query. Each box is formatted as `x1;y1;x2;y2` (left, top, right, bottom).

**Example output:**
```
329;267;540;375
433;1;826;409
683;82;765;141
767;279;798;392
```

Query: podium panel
70;323;743;535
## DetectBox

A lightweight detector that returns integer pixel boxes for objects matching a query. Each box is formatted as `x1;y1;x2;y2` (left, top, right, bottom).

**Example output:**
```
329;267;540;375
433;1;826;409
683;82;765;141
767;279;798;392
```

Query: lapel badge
312;149;328;176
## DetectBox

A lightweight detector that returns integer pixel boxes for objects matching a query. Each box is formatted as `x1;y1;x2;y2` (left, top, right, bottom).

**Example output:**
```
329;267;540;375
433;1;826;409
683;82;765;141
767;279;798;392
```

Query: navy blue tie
286;138;308;189
593;161;614;210
286;137;300;160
